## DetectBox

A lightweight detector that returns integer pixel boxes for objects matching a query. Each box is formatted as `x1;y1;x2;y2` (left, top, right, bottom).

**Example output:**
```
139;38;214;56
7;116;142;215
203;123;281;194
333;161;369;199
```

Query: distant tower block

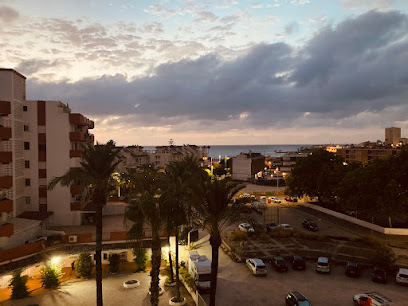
385;127;401;146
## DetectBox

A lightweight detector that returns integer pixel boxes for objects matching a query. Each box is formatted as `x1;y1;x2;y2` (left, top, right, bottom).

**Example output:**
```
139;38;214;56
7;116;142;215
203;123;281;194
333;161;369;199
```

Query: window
24;142;30;150
25;160;30;168
24;125;29;131
23;105;27;112
25;197;31;205
103;253;108;260
25;178;31;186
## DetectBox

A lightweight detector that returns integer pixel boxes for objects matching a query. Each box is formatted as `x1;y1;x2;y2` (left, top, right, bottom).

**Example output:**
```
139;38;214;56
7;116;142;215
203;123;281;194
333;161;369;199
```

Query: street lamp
274;168;279;195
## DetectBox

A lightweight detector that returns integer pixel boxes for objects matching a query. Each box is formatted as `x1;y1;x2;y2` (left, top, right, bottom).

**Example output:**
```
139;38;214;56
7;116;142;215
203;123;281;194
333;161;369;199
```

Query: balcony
70;150;83;158
0;199;13;213
38;169;47;178
0;101;11;116
39;186;47;198
38;151;46;161
70;132;94;143
0;176;12;188
88;120;94;129
70;201;86;211
0;127;11;140
0;223;13;237
0;152;12;164
70;184;81;195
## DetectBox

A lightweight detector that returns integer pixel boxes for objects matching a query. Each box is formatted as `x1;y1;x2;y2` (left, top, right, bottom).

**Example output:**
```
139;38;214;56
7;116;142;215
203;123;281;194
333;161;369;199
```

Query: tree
133;247;147;272
161;156;206;302
48;140;121;306
192;179;248;306
40;265;62;289
109;254;120;274
9;269;29;299
75;253;94;278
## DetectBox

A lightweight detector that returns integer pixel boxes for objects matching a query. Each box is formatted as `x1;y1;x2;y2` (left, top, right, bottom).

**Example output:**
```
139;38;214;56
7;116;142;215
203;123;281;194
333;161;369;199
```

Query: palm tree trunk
175;232;181;301
96;204;103;306
168;234;174;282
150;228;161;306
209;235;221;306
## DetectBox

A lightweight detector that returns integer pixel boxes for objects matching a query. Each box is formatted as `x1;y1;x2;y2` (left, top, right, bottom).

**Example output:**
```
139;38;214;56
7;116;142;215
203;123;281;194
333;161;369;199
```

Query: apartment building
231;152;265;181
116;146;150;173
337;147;398;164
280;152;309;173
385;127;401;146
0;68;94;249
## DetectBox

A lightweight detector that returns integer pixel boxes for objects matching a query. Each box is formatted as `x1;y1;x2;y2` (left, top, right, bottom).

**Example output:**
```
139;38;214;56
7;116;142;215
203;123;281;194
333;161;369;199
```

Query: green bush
133;247;147;272
9;269;29;299
75;253;94;278
109;254;120;274
363;236;396;270
40;265;62;289
179;267;196;291
230;231;248;241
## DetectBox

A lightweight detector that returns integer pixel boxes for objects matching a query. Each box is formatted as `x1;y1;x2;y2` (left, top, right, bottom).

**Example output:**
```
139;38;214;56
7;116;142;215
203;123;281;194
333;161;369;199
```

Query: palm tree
161;156;205;302
124;165;165;306
48;140;121;306
193;179;247;306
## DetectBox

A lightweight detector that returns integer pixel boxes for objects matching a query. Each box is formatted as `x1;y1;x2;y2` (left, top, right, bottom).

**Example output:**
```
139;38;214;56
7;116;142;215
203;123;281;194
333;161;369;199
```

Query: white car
353;292;392;306
268;196;281;203
246;258;267;275
278;224;292;230
316;257;330;273
239;223;255;233
396;268;408;285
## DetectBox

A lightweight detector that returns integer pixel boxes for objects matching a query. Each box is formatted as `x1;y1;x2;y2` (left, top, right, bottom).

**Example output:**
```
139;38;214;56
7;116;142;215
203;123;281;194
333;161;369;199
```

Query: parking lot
192;240;408;306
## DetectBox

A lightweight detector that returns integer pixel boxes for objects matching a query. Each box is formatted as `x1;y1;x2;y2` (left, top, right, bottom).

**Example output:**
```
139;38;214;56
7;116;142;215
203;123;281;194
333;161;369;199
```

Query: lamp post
274;168;279;195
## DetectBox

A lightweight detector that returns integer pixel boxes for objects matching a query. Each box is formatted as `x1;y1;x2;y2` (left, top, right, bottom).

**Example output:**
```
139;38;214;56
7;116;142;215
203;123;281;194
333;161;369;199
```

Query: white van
396;268;408;285
316;257;330;273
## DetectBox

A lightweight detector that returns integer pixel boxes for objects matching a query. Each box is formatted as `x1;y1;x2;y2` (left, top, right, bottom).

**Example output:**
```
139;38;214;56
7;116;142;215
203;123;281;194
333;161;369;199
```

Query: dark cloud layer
27;10;408;130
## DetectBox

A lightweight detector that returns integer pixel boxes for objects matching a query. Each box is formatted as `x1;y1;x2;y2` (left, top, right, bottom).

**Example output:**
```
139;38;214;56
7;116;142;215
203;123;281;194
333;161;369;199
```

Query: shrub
258;232;268;241
9;269;29;299
75;253;94;278
40;265;62;289
179;267;196;291
269;228;293;238
230;231;248;241
133;247;147;272
109;254;120;274
364;236;396;270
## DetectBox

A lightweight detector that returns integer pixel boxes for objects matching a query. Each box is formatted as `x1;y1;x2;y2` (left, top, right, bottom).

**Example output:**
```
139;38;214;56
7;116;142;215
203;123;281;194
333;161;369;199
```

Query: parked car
291;255;306;271
271;256;288;272
246;258;267;276
315;257;330;273
302;219;318;232
285;291;312;306
268;196;281;203
285;196;298;202
239;223;255;234
265;223;278;232
353;292;392;306
396;267;408;285
278;224;293;230
345;261;361;278
371;267;387;283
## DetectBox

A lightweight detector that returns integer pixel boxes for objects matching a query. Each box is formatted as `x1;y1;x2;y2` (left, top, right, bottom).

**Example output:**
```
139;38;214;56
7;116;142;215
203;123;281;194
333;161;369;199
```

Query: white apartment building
385;127;401;146
0;68;94;249
231;152;265;181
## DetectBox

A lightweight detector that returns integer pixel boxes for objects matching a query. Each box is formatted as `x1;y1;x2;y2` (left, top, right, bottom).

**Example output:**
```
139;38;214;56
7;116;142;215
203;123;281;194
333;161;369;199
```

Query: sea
143;145;313;159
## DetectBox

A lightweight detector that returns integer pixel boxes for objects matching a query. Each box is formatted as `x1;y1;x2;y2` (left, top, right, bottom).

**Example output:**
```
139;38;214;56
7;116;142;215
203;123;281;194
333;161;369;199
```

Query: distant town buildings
385;127;401;146
0;68;94;249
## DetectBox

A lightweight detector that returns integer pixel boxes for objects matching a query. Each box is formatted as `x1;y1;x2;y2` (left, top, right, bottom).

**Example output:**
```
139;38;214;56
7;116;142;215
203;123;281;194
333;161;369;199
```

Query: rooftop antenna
169;139;174;146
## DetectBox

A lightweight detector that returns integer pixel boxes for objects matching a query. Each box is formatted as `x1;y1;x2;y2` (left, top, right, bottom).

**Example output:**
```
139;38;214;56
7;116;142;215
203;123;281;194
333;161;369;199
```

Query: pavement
0;270;195;306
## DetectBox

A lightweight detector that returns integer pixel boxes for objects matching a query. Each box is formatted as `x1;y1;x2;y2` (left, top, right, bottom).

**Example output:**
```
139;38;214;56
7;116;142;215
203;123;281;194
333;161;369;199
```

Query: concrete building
231;152;265;181
116;146;150;173
385;127;401;146
337;147;399;164
150;145;209;169
0;68;94;249
280;152;309;173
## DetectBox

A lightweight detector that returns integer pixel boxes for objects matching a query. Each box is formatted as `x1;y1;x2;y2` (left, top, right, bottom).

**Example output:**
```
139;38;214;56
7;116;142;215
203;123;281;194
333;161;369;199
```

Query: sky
1;0;408;146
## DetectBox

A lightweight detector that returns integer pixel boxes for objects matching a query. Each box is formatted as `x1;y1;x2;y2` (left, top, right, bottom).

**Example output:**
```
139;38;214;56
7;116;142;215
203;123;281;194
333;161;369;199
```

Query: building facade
231;152;265;181
385;127;401;146
0;68;94;249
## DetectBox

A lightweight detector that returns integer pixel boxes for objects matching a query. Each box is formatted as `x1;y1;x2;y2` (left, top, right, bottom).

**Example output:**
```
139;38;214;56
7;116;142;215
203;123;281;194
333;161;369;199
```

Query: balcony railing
0;176;12;188
70;113;94;129
0;199;13;213
70;132;94;143
70;150;83;158
70;201;86;211
38;151;46;161
0;127;11;140
70;184;81;195
0;101;11;116
0;223;13;237
0;152;12;164
39;186;47;198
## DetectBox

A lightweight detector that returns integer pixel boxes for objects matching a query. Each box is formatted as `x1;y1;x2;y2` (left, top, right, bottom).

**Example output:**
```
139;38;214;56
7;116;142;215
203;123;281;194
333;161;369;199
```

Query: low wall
302;203;408;236
0;241;45;263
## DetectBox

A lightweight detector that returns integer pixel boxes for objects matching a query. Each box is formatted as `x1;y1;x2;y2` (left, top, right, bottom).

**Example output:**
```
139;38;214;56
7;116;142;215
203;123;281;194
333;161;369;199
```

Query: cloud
0;6;18;22
341;0;391;10
194;11;217;23
23;10;408;142
284;22;299;35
